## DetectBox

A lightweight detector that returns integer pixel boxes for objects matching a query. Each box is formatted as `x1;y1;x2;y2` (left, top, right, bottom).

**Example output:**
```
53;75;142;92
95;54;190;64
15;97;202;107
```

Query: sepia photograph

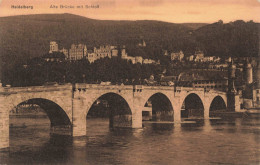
0;0;259;164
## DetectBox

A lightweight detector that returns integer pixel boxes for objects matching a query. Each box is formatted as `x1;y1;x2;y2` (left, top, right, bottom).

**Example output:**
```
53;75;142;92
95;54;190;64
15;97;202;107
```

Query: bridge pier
174;108;181;123
204;99;210;119
204;106;210;119
0;97;9;149
172;101;182;123
132;108;143;128
72;97;87;136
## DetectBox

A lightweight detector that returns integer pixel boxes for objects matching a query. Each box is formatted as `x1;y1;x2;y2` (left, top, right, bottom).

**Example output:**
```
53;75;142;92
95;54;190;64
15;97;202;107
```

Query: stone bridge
0;83;240;149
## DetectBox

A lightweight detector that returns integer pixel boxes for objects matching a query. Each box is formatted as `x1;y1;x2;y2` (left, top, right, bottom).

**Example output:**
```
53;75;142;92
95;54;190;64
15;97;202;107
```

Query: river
0;115;259;164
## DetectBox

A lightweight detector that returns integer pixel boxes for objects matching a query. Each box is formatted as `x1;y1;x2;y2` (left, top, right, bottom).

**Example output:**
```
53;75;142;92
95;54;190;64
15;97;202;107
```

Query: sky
0;0;259;23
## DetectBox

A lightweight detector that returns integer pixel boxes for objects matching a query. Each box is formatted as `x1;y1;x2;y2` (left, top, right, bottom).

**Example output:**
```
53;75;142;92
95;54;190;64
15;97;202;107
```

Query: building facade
171;51;184;61
87;52;97;63
68;44;88;61
194;51;204;62
49;41;59;53
94;45;112;59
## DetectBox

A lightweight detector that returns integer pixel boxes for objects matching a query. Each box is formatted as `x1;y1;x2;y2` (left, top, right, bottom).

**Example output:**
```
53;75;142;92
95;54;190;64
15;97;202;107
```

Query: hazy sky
0;0;259;23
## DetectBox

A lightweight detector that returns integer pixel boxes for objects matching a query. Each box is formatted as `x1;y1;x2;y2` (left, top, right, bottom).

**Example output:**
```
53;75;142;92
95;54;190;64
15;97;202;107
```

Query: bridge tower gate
227;59;240;111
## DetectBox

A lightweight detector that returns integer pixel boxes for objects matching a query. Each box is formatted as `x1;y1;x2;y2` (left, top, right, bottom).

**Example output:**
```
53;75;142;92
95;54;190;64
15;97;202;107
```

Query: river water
0;115;260;165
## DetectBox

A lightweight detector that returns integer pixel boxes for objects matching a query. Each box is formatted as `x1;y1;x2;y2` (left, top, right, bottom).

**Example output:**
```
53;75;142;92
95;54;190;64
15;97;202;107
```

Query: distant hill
194;20;259;58
0;13;193;76
181;23;208;30
0;14;259;79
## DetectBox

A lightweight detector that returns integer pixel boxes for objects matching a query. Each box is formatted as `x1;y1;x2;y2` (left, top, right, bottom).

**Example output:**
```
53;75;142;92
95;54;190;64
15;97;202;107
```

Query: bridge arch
86;92;132;127
10;98;72;127
181;93;205;118
209;95;227;112
142;92;174;121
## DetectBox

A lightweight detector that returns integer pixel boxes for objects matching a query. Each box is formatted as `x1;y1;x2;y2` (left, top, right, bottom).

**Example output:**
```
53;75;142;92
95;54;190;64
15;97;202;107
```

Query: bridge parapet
0;84;73;94
182;87;204;92
177;87;226;95
74;83;134;91
174;87;204;93
142;86;173;91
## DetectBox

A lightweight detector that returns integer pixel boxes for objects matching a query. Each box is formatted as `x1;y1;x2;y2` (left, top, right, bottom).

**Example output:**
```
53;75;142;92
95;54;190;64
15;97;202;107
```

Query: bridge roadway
0;83;240;149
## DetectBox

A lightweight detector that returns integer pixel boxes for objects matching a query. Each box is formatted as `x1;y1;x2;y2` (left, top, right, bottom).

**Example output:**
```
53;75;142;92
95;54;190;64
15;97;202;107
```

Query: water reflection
1;116;259;164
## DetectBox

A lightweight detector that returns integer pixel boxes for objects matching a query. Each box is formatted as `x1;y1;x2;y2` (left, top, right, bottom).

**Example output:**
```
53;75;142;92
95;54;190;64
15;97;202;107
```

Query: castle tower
49;41;59;53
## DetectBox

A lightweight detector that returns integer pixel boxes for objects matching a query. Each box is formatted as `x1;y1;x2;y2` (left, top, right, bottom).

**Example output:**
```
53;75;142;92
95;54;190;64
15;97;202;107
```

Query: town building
187;55;194;61
176;70;228;91
111;48;118;57
171;51;184;61
143;59;157;64
213;57;221;63
135;56;143;64
60;48;69;59
194;50;204;62
94;45;113;59
121;47;128;58
203;56;214;62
